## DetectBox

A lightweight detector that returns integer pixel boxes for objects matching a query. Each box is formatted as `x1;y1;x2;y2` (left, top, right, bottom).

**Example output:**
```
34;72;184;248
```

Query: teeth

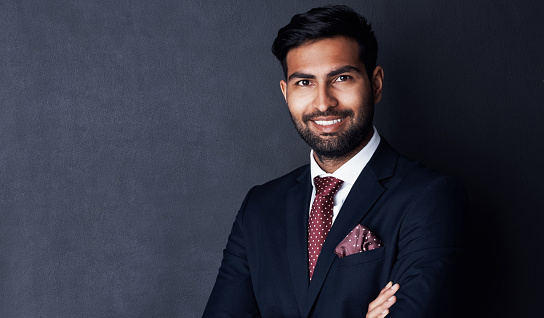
314;118;344;126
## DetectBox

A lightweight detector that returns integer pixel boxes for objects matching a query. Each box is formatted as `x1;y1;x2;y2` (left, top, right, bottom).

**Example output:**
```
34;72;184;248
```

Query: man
203;5;465;318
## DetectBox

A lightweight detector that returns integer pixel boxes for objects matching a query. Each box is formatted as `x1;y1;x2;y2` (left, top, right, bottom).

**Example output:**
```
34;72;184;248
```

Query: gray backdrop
1;0;543;317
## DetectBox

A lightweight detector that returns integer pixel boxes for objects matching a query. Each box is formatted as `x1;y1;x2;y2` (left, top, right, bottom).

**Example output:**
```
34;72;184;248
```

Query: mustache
302;109;354;122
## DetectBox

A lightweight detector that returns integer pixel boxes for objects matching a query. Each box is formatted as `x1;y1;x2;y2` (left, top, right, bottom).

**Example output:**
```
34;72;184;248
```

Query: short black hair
272;5;378;80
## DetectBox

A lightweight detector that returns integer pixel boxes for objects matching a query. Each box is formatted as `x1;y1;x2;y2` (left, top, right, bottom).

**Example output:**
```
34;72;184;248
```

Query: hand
366;281;399;318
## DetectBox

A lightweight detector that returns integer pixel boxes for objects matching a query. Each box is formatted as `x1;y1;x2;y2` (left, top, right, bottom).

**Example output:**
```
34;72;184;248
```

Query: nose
313;84;338;112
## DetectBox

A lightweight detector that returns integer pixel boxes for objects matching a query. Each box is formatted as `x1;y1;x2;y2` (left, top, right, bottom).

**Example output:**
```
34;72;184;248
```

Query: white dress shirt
309;126;381;224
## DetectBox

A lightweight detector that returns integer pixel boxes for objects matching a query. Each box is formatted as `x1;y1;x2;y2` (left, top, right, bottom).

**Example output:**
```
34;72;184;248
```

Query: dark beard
290;104;374;160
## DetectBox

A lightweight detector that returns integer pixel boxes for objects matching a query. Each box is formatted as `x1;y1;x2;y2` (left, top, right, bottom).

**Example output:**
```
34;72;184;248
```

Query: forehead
285;36;362;77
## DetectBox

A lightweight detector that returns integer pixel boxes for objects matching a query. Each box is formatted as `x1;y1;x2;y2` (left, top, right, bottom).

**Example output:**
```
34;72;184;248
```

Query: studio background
0;0;542;317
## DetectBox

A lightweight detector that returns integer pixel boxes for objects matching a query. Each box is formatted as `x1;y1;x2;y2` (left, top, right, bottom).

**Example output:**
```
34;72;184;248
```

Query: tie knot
314;176;343;197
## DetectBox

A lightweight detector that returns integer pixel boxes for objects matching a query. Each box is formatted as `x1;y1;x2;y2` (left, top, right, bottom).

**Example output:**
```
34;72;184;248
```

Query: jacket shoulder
395;154;462;191
242;165;309;206
256;164;309;189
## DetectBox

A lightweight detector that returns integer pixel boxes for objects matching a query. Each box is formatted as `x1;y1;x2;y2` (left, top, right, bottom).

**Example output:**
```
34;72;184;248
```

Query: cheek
336;87;370;110
286;93;311;117
338;96;362;113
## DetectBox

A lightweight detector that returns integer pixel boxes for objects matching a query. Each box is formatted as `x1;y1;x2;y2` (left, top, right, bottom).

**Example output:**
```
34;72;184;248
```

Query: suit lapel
285;166;312;317
303;140;399;317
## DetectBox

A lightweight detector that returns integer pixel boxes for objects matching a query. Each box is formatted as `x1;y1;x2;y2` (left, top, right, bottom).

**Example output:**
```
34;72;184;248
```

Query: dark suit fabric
203;140;466;318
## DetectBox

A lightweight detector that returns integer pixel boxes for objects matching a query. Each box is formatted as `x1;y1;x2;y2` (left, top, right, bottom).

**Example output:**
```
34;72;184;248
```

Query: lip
309;116;347;133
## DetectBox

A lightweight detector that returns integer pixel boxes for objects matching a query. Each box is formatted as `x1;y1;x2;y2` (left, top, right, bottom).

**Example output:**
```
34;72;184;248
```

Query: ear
280;80;288;103
371;66;384;103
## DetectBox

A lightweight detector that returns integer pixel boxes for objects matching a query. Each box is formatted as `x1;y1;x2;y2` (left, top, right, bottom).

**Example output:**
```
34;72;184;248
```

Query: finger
368;294;396;314
379;281;393;295
367;295;396;318
370;282;392;310
368;283;399;312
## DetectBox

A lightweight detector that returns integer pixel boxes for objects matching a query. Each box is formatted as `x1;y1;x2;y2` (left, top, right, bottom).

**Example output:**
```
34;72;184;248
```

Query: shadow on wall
373;11;544;317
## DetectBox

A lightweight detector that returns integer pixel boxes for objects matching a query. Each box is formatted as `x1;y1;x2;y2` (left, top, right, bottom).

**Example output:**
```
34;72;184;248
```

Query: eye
296;79;311;86
335;75;352;82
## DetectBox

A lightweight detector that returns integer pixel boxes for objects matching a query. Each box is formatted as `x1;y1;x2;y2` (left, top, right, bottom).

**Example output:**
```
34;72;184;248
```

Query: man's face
280;36;383;160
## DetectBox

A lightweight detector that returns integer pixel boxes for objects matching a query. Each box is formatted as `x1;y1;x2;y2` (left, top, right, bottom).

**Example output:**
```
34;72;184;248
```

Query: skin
366;282;399;318
280;36;384;173
280;36;396;316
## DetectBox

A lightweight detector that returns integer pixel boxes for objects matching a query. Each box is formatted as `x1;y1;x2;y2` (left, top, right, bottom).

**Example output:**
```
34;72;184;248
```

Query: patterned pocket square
334;224;382;258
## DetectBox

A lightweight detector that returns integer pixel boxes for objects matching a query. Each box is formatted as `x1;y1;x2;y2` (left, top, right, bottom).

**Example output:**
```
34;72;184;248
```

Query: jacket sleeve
202;187;262;318
387;177;467;318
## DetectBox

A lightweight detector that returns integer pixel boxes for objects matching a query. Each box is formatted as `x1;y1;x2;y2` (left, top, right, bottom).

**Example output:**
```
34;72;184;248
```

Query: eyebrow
288;65;363;82
327;65;362;77
288;72;315;82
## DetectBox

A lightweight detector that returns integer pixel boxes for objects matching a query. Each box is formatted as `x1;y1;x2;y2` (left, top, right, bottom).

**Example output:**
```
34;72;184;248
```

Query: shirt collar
310;126;381;187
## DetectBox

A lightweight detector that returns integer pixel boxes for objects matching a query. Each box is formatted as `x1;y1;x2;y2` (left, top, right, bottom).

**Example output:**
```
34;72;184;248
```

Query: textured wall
0;0;542;317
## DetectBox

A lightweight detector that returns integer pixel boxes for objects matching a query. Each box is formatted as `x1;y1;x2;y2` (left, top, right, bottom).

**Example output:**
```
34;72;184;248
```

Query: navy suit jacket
203;140;466;318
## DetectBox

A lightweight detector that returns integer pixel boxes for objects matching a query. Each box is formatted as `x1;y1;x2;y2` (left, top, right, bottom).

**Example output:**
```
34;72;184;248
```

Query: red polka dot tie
308;176;343;280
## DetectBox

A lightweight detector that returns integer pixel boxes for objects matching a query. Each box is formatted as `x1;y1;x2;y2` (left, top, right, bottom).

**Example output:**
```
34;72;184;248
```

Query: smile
314;118;344;126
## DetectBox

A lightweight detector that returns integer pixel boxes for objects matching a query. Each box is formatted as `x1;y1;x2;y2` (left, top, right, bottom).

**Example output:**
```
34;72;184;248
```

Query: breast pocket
335;247;386;267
